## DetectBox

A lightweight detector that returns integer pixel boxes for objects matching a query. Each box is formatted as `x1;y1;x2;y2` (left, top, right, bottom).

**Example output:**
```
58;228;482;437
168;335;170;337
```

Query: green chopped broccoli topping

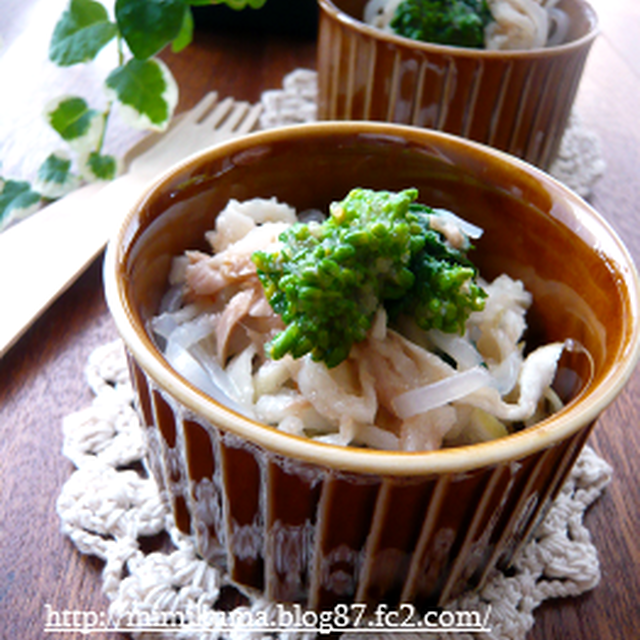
252;188;486;368
387;202;487;333
390;0;493;49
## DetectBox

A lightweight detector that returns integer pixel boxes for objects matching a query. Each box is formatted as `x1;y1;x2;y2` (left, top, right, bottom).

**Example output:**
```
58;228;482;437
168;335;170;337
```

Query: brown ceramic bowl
104;122;639;611
316;0;598;170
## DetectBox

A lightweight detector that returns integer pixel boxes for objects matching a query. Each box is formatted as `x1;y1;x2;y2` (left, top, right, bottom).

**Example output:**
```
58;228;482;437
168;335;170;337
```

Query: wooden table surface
1;0;638;638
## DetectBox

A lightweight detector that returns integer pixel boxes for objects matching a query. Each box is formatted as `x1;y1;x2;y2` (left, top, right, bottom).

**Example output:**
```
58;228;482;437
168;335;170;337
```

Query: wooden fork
0;93;263;358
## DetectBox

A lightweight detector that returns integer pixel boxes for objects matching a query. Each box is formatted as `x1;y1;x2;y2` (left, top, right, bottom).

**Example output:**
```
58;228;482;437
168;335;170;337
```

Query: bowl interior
324;0;598;49
109;123;638;470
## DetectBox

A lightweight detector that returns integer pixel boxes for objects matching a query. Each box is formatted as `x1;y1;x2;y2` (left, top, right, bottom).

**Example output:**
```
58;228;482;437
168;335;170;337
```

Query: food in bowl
151;187;577;452
104;123;639;610
363;0;570;50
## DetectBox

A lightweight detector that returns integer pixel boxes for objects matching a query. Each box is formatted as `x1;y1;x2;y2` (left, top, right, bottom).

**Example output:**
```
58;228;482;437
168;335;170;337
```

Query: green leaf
39;154;73;184
115;0;188;59
49;0;118;66
172;7;194;53
34;152;81;199
211;0;268;8
105;58;178;131
80;152;119;181
45;96;101;143
0;179;42;230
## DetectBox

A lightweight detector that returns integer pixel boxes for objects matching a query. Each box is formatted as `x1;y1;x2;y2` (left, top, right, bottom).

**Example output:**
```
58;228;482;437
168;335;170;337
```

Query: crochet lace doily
56;73;610;639
57;339;612;640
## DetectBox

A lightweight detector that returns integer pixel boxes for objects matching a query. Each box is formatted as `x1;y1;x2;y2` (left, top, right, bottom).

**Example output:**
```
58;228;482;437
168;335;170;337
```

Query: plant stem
96;34;126;155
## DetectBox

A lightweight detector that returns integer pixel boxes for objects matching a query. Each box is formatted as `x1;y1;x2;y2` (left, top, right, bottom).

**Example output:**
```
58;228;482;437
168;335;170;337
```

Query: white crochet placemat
56;339;612;640
259;69;606;198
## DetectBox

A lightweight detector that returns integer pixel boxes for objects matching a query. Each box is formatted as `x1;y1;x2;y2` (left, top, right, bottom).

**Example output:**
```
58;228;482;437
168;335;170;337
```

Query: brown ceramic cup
316;0;598;170
104;122;639;612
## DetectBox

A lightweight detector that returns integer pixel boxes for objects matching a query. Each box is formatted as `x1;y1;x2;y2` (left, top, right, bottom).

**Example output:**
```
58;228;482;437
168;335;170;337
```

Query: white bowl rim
104;121;640;477
317;0;599;59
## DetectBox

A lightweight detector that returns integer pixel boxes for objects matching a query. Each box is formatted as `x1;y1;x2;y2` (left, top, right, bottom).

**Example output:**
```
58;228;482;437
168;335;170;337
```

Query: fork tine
235;103;264;135
200;97;237;129
181;92;219;125
145;92;221;148
125;95;263;175
216;102;251;133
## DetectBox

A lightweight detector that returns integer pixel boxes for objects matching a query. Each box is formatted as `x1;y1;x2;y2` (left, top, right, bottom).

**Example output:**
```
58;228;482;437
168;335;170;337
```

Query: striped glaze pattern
129;353;594;609
316;0;598;170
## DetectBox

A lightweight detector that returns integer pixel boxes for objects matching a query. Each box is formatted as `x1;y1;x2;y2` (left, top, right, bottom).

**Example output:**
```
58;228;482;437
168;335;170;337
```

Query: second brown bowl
317;0;598;170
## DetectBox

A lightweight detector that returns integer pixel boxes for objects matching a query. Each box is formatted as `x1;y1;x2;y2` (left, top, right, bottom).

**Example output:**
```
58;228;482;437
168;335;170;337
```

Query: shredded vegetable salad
150;191;575;451
363;0;571;51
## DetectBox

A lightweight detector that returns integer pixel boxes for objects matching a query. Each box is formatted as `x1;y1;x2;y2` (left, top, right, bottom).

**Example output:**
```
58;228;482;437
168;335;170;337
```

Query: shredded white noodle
363;0;571;50
151;197;572;452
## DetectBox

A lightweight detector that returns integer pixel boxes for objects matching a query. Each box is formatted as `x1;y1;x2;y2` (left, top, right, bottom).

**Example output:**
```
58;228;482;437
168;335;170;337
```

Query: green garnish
390;0;493;49
253;188;487;368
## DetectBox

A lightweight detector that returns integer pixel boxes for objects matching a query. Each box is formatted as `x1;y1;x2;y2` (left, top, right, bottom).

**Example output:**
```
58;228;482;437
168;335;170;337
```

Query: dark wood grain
1;1;638;638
